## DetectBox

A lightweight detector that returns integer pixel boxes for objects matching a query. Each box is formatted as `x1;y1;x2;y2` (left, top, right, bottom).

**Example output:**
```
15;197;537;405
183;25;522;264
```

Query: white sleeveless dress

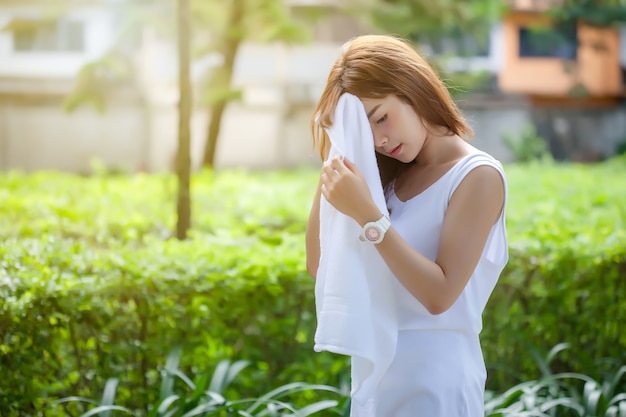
350;151;509;417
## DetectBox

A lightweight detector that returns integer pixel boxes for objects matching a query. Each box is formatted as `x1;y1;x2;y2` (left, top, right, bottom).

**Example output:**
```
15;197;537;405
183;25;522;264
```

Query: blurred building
498;0;626;160
0;1;152;172
0;0;624;173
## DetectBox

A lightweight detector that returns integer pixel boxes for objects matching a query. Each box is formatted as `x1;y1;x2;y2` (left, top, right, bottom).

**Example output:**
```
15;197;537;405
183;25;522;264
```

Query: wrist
355;206;384;227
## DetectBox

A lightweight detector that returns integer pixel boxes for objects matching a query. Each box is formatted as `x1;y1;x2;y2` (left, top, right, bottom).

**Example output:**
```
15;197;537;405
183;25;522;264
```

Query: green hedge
0;170;341;416
1;157;625;415
482;157;626;388
0;235;339;415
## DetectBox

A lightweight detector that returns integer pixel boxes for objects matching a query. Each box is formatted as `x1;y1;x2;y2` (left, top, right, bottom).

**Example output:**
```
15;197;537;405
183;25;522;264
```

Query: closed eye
376;114;388;124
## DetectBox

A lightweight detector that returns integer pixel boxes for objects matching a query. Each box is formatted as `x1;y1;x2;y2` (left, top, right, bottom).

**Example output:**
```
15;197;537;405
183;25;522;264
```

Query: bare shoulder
462;164;505;192
450;163;505;222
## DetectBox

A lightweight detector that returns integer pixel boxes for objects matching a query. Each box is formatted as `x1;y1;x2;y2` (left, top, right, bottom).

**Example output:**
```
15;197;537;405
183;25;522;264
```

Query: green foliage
1;160;625;415
50;348;348;416
0;169;346;416
63;51;134;113
482;156;626;391
193;0;314;111
503;124;553;162
360;0;505;39
191;0;311;48
45;344;626;417
548;0;626;28
485;344;626;417
439;70;494;97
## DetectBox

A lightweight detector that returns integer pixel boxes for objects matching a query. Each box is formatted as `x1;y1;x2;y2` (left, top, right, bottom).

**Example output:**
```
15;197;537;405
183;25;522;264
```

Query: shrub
0;233;348;415
1;158;625;414
503;124;552;162
481;157;626;389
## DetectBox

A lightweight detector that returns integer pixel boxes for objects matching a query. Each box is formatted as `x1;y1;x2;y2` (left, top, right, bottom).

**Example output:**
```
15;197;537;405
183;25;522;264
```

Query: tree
360;0;505;41
195;0;245;169
355;0;506;95
176;0;192;240
192;0;312;168
196;0;509;167
49;0;191;238
548;0;626;28
45;0;318;235
59;0;316;169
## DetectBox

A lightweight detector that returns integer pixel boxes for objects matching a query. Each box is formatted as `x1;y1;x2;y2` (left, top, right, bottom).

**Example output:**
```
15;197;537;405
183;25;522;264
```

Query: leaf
546;342;570;364
293;400;339;416
171;368;196;390
223;360;251;390
608;393;626;406
583;380;603;415
179;402;221;417
244;382;342;414
207;360;233;394
149;395;180;417
53;396;100;406
100;378;119;417
539;397;585;415
606;365;626;399
160;347;183;399
79;405;135;417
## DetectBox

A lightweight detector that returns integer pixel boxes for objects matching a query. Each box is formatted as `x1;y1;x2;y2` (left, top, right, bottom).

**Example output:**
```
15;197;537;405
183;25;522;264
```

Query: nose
374;133;388;149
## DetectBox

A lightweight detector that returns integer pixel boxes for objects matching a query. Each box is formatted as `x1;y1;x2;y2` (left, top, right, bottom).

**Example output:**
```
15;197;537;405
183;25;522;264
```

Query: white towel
314;93;398;408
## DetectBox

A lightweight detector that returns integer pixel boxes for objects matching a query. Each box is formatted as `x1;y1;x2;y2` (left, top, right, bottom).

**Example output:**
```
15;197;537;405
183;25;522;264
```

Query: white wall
0;100;147;172
0;68;540;174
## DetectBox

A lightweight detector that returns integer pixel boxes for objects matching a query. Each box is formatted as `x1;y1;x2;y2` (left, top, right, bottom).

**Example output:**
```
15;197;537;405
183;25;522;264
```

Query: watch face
365;226;381;242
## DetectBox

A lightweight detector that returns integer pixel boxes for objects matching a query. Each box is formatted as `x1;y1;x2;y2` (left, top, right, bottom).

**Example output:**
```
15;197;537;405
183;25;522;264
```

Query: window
10;18;85;52
519;25;577;59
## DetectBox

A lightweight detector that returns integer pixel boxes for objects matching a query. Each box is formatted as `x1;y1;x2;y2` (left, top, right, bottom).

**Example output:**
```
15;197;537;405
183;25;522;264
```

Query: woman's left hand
320;155;381;225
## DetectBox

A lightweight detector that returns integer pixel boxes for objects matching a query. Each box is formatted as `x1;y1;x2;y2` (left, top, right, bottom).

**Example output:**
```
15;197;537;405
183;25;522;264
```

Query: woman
305;35;508;416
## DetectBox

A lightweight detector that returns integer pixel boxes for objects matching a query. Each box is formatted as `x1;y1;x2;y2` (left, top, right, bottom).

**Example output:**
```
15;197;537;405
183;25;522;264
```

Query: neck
414;129;459;166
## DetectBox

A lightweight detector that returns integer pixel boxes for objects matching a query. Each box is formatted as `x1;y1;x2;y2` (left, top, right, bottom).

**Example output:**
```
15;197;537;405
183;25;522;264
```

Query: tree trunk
175;0;192;240
202;0;244;168
203;99;228;168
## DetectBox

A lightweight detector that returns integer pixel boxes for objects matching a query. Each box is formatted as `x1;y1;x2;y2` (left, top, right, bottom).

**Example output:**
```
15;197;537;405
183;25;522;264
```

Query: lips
388;144;402;157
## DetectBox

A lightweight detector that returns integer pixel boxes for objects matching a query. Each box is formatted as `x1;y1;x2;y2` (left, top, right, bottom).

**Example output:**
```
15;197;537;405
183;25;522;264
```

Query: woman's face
361;94;429;163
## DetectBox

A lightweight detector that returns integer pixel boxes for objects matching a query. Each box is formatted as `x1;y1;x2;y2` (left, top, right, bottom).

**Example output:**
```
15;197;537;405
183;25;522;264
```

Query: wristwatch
359;215;391;244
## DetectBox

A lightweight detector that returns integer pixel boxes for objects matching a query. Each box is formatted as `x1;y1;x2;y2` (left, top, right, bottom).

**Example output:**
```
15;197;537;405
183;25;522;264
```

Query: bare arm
305;175;323;278
371;165;504;314
320;156;505;314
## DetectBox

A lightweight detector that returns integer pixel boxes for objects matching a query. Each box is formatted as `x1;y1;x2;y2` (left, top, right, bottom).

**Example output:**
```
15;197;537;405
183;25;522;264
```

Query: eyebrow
366;104;381;120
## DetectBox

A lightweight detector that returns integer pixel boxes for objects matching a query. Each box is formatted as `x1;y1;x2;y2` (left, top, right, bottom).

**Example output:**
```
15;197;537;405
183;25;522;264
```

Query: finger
343;157;356;171
322;163;340;179
320;183;330;201
330;156;349;173
321;163;333;177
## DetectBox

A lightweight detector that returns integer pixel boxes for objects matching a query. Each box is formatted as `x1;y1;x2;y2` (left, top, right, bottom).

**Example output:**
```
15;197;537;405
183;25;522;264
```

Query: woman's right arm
305;175;323;278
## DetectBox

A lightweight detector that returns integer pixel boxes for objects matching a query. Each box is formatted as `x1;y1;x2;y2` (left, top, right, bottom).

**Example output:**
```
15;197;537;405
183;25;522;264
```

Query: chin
398;155;416;164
